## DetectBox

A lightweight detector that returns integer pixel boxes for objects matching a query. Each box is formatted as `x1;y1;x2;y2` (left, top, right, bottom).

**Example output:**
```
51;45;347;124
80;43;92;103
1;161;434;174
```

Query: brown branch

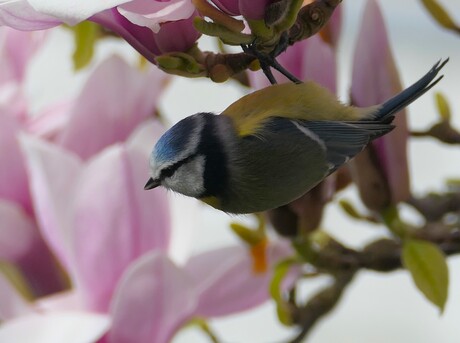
411;121;460;144
286;225;460;341
407;192;460;221
288;0;342;46
197;0;343;82
289;271;355;343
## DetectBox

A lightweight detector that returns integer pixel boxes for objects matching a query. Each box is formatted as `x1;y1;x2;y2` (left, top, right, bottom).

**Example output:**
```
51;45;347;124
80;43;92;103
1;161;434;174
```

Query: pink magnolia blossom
55;55;167;159
0;54;163;211
0;124;294;340
0;311;111;343
186;242;293;317
0;27;48;124
1;109;295;342
108;242;294;343
20;125;171;312
0;0;59;30
0;240;293;343
0;0;200;64
0;27;46;84
350;0;410;209
0;53;168;298
1;120;295;340
0;27;64;296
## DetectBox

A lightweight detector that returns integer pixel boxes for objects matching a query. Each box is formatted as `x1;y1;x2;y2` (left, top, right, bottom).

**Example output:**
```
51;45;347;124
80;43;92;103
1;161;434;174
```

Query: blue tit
145;59;448;214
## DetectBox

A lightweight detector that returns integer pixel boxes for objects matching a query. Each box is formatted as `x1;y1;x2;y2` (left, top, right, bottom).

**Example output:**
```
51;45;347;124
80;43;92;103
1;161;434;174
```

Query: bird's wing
222;117;331;213
221;82;364;136
296;120;395;172
219;117;392;213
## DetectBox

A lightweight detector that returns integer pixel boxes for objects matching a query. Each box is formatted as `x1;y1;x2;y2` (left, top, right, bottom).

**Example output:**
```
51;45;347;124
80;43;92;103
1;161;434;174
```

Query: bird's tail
372;58;449;123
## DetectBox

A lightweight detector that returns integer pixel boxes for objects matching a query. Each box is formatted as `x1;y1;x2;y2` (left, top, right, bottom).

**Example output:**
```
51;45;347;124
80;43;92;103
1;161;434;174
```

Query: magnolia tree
0;0;459;342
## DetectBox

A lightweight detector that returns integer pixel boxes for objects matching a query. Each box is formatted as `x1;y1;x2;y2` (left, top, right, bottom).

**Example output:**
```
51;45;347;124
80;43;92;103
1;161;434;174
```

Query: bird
144;59;448;214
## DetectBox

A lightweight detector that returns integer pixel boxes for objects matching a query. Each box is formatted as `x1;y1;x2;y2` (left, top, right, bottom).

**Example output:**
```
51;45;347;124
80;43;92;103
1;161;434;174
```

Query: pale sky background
26;0;460;342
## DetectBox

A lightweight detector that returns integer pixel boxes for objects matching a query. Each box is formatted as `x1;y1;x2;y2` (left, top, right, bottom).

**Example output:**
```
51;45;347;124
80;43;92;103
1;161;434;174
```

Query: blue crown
153;116;198;163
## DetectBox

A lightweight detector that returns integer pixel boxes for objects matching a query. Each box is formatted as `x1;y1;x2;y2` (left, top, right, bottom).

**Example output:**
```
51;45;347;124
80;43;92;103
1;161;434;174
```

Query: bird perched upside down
145;59;448;214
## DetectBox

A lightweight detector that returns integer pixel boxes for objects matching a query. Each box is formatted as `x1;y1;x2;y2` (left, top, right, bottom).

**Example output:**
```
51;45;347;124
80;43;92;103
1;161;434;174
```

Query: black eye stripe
160;153;198;179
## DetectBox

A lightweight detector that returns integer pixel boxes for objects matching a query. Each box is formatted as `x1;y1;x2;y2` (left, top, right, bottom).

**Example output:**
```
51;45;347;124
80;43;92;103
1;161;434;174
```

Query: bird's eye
161;166;175;178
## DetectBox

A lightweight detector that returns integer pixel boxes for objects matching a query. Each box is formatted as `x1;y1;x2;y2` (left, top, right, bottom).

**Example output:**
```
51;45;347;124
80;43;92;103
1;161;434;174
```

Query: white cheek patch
164;155;206;197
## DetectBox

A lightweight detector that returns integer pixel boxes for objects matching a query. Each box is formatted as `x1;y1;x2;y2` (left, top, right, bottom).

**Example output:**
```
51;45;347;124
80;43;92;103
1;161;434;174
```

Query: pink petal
19;134;82;273
118;0;195;33
0;200;64;296
299;35;337;93
239;0;273;20
27;0;132;25
0;83;28;122
0;27;47;84
186;241;294;317
351;0;409;204
35;290;86;312
352;0;401;106
0;200;37;262
326;3;342;47
0;312;110;343
152;12;201;54
0;273;31;320
109;252;197;343
0;113;31;212
58;56;166;160
91;9;162;63
125;119;165;158
278;35;337;91
72;145;170;311
25;99;73;140
0;0;60;30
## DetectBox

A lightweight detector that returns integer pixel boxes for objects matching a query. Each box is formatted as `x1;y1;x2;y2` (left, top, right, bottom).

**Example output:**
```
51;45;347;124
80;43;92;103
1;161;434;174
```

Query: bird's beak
144;177;160;190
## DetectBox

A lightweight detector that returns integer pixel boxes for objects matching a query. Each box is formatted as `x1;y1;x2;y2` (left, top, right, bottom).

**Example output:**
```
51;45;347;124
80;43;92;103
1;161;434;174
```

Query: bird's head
145;112;229;199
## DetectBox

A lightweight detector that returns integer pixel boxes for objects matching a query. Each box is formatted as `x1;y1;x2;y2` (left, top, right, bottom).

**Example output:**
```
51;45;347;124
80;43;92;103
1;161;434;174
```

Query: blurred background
25;0;460;342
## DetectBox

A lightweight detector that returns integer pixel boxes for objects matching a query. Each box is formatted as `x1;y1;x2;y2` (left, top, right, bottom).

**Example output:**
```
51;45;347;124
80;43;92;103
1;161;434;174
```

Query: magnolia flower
0;123;294;341
0;27;48;127
0;118;295;342
0;0;59;30
0;34;296;340
0;51;168;297
0;27;46;84
350;0;410;210
0;0;200;63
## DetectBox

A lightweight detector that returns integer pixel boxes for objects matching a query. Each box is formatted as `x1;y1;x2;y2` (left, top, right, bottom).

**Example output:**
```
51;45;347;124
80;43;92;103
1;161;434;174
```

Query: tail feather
373;58;449;122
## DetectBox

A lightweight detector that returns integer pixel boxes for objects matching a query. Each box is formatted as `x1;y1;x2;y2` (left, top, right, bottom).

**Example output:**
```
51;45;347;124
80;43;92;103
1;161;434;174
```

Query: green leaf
402;239;449;313
72;21;99;71
420;0;460;32
269;258;297;326
435;92;451;121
